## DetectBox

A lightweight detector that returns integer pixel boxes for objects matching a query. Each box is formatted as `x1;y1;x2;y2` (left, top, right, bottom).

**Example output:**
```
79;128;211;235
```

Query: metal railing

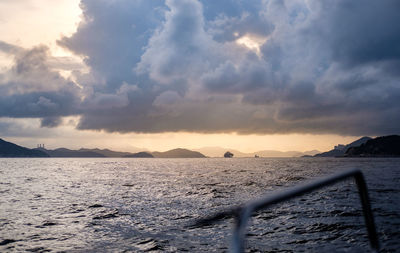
192;168;379;253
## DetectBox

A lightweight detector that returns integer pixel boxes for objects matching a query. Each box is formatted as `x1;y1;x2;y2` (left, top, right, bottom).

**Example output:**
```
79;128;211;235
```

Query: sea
0;158;399;252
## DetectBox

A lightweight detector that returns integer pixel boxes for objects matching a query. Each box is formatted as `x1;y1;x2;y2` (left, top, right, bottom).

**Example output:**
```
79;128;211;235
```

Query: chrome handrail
192;168;379;253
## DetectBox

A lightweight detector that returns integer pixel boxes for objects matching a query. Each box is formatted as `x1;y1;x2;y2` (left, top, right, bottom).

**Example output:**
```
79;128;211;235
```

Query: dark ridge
152;148;206;158
37;147;153;158
36;148;105;157
124;152;154;158
345;135;400;157
79;148;137;157
0;138;49;157
314;136;371;157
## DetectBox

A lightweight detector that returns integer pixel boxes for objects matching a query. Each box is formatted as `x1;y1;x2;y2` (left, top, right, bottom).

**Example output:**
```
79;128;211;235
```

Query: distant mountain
152;148;206;158
302;150;321;156
314;137;372;157
194;147;320;158
346;135;400;157
36;147;154;158
124;152;154;158
194;147;246;157
314;149;344;157
255;150;303;157
37;148;106;157
79;148;135;157
0;138;49;157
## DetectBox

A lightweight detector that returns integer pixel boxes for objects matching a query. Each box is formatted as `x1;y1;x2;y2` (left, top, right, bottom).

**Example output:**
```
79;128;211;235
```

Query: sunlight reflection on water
0;158;399;252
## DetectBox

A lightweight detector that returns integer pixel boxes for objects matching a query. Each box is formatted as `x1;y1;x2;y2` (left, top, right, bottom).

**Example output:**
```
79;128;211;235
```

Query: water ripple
0;157;399;252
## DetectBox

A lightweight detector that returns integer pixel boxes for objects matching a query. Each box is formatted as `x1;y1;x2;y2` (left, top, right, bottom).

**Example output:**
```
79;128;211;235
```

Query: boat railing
192;168;379;253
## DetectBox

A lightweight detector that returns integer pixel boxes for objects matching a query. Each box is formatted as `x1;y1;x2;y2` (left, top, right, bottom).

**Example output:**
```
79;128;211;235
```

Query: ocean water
0;158;399;252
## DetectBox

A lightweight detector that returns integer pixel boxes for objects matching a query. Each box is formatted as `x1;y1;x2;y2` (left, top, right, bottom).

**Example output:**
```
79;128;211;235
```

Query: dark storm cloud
318;1;400;66
63;0;400;135
40;116;62;128
0;91;77;117
58;0;166;92
0;44;81;119
1;0;400;136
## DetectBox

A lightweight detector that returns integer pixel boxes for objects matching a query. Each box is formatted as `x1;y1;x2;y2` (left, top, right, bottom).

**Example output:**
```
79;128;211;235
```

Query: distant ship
254;154;259;158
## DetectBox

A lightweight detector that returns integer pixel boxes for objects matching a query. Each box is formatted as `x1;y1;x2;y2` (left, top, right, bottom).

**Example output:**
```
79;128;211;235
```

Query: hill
314;137;371;157
79;148;136;157
194;147;320;158
0;138;49;157
152;148;206;158
124;152;154;158
37;148;106;157
36;148;154;158
346;135;400;157
194;147;247;157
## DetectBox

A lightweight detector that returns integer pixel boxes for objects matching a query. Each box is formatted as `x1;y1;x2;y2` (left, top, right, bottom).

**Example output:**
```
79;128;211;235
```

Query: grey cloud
75;0;400;135
317;0;400;67
0;118;67;139
153;91;182;106
0;44;81;120
202;59;275;96
208;9;273;43
47;56;85;71
136;0;216;85
2;0;399;136
0;119;40;138
0;91;79;118
58;0;166;92
0;41;23;54
41;116;62;128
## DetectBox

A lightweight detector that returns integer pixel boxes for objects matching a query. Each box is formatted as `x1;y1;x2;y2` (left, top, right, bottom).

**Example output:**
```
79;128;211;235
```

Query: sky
0;0;399;152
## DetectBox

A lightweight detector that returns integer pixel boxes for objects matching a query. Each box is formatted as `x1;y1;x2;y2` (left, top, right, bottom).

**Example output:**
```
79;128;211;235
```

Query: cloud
58;0;166;92
0;118;65;138
1;0;399;136
40;116;63;128
136;0;216;85
0;41;23;54
318;1;400;67
0;44;81;120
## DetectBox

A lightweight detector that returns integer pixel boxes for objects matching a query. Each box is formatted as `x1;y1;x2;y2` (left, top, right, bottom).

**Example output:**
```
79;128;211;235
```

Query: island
0;138;206;158
224;151;234;158
345;135;400;157
0;138;49;157
124;152;154;158
152;148;206;158
314;137;371;157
